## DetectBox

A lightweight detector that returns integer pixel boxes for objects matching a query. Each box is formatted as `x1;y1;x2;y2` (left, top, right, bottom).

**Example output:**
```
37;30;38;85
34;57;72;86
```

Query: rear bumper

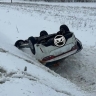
41;45;77;63
45;49;77;63
41;39;83;63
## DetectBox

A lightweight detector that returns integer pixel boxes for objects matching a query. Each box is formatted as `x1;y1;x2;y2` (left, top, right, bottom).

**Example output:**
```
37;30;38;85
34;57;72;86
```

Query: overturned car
15;25;83;66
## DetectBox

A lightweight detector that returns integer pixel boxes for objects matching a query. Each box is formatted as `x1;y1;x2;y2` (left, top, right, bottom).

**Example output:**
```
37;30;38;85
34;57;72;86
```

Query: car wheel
14;40;25;49
28;37;36;55
60;24;70;34
40;30;48;37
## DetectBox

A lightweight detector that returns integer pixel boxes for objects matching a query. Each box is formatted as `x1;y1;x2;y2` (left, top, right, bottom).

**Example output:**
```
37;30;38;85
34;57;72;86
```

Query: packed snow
0;1;96;96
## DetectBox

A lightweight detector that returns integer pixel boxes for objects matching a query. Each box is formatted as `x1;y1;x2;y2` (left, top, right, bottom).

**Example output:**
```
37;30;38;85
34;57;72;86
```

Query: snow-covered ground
0;1;96;96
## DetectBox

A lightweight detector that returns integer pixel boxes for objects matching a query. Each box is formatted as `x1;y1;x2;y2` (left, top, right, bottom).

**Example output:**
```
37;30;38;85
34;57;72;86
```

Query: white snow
0;1;96;96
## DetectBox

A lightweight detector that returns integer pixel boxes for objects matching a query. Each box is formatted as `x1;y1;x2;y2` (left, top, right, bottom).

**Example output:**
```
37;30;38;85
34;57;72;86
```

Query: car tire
14;40;25;49
28;37;36;55
60;24;70;34
40;31;48;37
